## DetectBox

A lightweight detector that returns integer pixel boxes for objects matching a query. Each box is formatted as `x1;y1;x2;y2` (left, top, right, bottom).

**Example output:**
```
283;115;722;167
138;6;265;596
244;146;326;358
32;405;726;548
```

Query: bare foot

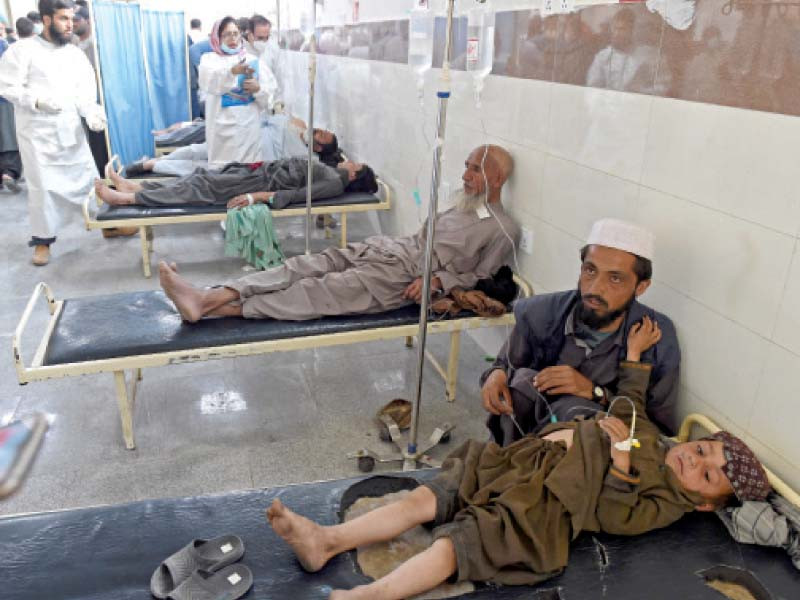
266;499;332;573
95;179;135;206
158;261;205;323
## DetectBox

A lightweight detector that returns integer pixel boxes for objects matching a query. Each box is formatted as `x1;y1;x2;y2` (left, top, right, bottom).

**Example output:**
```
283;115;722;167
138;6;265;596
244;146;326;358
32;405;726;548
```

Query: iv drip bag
408;0;435;102
300;1;316;40
466;1;495;107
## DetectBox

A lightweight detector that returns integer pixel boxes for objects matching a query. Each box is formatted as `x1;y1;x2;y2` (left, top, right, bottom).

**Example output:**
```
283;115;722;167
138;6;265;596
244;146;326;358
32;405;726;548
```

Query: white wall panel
638;187;794;338
642;98;800;236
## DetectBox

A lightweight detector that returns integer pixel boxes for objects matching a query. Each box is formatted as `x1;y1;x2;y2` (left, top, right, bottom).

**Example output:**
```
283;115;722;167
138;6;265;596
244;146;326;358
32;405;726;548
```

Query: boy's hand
598;416;631;473
626;315;661;362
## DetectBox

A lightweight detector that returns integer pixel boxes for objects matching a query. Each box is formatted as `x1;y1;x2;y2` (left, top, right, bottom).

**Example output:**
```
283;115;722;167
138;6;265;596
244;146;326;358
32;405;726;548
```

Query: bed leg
113;370;136;450
405;336;414;348
140;227;151;278
445;330;461;402
340;213;347;248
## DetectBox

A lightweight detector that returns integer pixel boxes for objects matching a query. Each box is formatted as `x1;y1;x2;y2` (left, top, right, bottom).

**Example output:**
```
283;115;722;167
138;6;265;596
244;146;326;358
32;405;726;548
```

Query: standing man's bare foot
266;499;333;573
95;179;135;205
158;261;205;323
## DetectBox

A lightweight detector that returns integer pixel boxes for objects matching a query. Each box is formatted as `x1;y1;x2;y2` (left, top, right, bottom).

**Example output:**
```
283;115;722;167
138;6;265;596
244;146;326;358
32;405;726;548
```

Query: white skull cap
586;218;655;261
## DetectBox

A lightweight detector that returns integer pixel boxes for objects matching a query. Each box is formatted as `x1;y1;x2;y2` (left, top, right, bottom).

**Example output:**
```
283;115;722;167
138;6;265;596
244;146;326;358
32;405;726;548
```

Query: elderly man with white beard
157;145;519;322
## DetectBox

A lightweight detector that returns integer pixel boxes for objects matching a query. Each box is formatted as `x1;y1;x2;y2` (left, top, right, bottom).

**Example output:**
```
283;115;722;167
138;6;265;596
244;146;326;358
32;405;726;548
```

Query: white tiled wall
281;42;800;488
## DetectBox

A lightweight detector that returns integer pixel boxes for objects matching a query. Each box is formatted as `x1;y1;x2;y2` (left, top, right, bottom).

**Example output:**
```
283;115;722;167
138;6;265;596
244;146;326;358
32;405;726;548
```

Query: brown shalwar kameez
423;362;706;586
224;204;519;320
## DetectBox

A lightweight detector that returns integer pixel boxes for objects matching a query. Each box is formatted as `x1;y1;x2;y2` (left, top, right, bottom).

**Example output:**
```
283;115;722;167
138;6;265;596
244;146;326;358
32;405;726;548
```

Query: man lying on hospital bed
265;318;771;600
123;114;343;178
94;155;377;211
155;145;519;322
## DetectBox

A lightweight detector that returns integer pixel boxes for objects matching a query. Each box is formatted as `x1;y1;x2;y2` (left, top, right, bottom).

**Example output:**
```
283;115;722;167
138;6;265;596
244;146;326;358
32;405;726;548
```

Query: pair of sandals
431;288;506;318
150;535;253;600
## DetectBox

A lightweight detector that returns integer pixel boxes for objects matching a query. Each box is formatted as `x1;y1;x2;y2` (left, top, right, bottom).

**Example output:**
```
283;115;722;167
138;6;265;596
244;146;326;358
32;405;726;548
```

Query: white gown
199;51;278;169
0;36;100;240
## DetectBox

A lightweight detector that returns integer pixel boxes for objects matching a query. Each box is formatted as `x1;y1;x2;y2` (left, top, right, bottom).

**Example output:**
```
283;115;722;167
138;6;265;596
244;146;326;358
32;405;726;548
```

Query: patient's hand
599;415;631;474
227;192;275;209
403;277;442;303
626;315;661;362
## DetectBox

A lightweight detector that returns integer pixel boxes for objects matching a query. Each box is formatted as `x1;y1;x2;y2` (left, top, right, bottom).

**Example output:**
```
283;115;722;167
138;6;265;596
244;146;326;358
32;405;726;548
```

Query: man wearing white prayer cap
480;217;680;445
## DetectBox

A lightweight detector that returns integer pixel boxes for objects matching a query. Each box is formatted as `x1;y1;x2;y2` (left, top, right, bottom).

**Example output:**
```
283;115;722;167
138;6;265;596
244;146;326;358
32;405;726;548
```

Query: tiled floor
0;183;501;516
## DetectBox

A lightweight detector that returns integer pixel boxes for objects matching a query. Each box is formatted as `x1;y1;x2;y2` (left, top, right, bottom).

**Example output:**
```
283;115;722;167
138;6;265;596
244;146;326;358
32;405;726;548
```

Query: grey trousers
486;367;604;446
224;244;416;321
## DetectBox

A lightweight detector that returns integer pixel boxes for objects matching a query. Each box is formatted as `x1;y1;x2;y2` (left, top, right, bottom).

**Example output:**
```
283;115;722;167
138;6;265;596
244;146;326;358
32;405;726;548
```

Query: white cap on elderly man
586;218;655;261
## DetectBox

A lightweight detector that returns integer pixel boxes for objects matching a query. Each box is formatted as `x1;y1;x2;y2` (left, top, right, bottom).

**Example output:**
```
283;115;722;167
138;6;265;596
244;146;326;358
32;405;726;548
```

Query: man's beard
453;189;484;213
575;284;636;330
49;23;72;46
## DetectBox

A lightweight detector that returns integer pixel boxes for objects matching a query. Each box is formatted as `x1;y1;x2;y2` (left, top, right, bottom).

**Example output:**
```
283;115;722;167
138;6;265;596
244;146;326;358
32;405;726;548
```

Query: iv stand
305;1;317;255
349;0;458;473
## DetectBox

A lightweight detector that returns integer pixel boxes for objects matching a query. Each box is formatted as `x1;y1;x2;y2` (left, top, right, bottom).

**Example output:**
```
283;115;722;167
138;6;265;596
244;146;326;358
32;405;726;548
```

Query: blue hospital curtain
94;1;154;164
142;10;190;131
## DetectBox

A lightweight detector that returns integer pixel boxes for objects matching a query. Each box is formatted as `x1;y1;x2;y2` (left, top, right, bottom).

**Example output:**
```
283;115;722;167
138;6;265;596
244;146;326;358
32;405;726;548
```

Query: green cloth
224;205;284;270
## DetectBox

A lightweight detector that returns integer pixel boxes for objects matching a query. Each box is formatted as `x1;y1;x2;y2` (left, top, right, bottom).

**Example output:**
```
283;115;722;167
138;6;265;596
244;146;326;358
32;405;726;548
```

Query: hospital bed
82;180;392;278
13;278;532;451
0;414;797;600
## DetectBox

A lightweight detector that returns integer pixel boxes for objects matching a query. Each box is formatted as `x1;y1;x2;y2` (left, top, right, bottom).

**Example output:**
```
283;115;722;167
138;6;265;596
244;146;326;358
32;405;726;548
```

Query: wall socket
520;227;534;255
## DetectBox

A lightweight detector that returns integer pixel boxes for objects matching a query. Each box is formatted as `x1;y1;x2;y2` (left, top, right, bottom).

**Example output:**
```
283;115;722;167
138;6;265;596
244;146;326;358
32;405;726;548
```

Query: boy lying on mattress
266;316;771;600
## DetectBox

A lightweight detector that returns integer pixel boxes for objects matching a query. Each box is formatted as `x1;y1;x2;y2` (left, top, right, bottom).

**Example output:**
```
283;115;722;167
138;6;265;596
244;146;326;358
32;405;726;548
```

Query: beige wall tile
547;84;653;182
642;99;800;236
540;155;639;240
638;188;794;337
772;241;800;355
645;282;768;428
748;343;800;467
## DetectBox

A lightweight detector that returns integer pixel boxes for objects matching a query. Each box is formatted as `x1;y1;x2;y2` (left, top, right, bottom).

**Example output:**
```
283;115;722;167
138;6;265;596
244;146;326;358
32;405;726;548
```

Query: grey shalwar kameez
134;157;348;209
224;204;520;320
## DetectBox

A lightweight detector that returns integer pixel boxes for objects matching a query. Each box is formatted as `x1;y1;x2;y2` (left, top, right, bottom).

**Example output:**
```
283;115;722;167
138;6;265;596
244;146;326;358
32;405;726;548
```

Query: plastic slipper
167;565;253;600
150;535;245;599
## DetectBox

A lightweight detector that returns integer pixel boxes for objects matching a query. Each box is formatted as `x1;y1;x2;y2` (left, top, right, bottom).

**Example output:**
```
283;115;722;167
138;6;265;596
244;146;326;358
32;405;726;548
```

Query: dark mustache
582;294;608;308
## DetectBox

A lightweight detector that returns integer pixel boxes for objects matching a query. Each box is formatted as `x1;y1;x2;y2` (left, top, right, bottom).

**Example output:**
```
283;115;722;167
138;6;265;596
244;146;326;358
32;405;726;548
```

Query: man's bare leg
330;538;457;600
108;169;144;193
158;261;241;322
266;485;437;573
95;179;137;205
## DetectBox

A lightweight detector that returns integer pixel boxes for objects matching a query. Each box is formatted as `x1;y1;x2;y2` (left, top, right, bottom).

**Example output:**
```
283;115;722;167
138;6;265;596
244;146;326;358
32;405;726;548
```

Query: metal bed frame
82;180;392;277
12;277;532;451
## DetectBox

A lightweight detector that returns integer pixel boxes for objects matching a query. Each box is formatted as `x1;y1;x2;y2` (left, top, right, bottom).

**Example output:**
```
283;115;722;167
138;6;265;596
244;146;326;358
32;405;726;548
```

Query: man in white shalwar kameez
0;0;108;265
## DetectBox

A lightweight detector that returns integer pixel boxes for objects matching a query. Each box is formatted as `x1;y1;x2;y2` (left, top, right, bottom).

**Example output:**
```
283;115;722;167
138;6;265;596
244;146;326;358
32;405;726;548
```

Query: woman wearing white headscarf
199;16;278;169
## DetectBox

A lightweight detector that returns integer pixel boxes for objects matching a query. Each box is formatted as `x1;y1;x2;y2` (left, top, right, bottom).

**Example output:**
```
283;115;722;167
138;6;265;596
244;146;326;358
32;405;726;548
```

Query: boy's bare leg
158;261;242;322
95;179;137;205
330;537;457;600
108;169;144;193
266;486;437;573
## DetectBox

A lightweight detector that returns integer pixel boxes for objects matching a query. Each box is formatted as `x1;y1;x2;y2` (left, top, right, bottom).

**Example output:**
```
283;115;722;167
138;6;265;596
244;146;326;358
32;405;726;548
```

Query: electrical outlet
520;227;534;255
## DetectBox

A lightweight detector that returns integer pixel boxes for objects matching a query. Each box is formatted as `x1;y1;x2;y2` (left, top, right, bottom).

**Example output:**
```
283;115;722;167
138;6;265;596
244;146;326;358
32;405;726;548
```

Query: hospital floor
0;184;497;517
